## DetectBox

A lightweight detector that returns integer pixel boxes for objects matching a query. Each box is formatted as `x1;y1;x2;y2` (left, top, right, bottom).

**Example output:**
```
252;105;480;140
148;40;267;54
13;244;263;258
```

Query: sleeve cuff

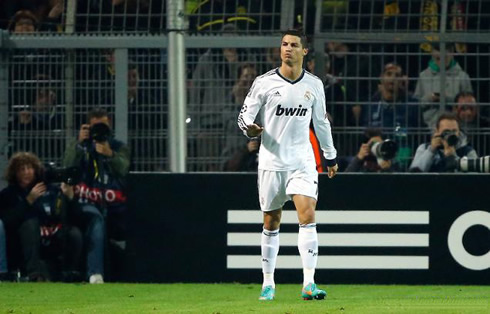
326;158;337;167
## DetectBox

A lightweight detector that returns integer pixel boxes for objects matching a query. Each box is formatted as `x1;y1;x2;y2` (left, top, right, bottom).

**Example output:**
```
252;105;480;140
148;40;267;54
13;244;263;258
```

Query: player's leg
287;167;326;300
293;195;318;283
261;209;281;290
258;170;287;300
293;195;326;300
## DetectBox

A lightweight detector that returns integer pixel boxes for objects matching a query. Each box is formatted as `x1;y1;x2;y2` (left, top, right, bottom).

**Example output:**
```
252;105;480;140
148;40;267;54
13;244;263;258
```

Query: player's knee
298;208;315;225
263;220;280;231
263;210;281;230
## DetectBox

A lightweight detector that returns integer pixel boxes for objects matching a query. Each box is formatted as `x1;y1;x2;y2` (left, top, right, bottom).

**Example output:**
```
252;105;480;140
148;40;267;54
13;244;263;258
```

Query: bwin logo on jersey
275;105;308;117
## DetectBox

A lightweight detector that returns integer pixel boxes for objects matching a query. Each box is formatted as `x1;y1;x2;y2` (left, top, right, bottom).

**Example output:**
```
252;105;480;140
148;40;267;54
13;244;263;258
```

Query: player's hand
246;124;264;138
95;141;113;157
79;124;90;143
26;182;47;205
327;164;338;178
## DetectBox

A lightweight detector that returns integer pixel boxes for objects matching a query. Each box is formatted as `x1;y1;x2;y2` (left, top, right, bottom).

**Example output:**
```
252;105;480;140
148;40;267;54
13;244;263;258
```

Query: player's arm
311;81;338;178
237;78;264;138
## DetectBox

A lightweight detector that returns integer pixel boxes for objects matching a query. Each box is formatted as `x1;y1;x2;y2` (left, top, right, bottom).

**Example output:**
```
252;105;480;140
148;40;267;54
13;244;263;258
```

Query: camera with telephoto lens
440;130;459;147
457;156;490;173
89;122;112;142
370;139;398;160
42;165;82;185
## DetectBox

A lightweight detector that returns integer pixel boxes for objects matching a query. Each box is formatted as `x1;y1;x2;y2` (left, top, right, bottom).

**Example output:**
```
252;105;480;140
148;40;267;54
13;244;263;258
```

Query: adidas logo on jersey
273;91;281;97
275;104;307;117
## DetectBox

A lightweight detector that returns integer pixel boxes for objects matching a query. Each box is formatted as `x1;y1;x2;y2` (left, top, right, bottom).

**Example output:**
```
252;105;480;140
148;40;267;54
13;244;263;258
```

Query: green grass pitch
0;283;489;313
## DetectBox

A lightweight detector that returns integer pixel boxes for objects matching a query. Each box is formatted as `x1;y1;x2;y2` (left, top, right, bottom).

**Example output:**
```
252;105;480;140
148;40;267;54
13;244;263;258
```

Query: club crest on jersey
304;91;312;100
275;104;308;117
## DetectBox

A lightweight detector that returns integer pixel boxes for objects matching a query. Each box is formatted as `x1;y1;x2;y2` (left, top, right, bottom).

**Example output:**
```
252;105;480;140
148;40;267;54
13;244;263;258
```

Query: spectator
126;61;166;171
409;112;477;172
126;61;162;130
62;108;130;283
361;62;419;129
8;10;39;33
345;128;398;172
6;0;63;33
453;92;489;129
0;152;83;282
261;47;281;73
305;49;329;76
224;138;260;172
326;41;380;126
222;63;258;167
453;92;490;156
189;24;255;129
11;74;62;131
414;43;473;128
74;49;116;113
189;23;255;170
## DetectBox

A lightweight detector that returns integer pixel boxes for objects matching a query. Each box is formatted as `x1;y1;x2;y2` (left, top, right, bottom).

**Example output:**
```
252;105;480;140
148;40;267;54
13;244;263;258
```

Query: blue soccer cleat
301;283;327;300
259;285;275;301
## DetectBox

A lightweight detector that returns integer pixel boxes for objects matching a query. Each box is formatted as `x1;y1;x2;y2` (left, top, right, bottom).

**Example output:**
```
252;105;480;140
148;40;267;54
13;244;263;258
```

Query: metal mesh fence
0;0;286;34
318;0;490;33
0;1;66;33
73;0;283;34
6;48;168;171
8;50;67;166
317;41;490;171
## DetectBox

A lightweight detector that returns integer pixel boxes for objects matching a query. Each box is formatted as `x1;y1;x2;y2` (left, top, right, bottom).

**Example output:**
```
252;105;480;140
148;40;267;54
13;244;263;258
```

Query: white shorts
258;166;319;211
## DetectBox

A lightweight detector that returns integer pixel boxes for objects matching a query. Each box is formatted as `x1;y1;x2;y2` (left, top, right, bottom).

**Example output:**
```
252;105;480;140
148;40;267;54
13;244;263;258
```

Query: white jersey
238;68;337;171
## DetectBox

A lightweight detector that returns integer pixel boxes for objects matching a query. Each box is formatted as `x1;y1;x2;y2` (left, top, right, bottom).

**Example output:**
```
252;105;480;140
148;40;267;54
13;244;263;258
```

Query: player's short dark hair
281;29;308;49
87;107;109;122
436;112;460;130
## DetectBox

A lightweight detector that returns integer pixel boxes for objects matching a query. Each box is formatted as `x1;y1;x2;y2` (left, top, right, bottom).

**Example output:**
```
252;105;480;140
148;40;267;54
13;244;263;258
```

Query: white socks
261;228;279;288
298;223;318;287
261;224;318;288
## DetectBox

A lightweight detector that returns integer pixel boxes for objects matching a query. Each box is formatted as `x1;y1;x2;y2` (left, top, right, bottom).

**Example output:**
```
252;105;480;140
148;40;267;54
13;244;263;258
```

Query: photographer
62;107;130;284
223;138;260;171
409;112;477;172
0;152;83;282
345;129;398;172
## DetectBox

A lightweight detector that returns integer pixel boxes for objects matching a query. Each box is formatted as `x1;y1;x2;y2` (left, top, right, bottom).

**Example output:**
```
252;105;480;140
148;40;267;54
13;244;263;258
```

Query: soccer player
237;29;338;301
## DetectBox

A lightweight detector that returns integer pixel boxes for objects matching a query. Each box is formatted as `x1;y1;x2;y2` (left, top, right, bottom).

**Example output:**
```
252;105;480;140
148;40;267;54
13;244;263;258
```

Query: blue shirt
361;92;420;129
